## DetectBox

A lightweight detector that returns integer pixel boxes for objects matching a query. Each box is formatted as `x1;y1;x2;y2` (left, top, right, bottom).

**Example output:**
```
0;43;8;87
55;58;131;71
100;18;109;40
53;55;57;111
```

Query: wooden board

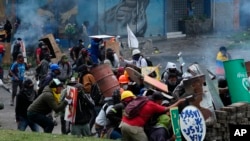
40;34;62;63
144;75;168;93
170;107;182;141
183;75;205;96
183;75;212;120
105;40;120;57
179;105;206;141
125;67;143;86
141;65;160;80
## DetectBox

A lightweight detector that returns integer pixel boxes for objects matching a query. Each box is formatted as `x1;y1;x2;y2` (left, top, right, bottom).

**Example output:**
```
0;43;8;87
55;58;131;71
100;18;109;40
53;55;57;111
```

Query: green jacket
27;86;68;115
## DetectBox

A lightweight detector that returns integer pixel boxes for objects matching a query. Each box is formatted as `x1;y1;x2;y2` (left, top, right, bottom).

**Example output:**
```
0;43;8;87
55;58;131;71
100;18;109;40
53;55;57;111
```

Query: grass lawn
0;129;112;141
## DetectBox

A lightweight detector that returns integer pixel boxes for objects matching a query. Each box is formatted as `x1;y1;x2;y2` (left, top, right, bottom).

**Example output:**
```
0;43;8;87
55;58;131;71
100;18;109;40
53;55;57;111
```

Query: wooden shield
183;75;212;120
105;40;120;57
125;67;143;86
144;75;168;93
40;34;62;62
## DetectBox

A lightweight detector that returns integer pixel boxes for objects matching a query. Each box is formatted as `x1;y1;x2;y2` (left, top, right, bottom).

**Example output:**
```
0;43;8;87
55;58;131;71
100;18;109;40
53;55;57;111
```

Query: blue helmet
50;64;60;71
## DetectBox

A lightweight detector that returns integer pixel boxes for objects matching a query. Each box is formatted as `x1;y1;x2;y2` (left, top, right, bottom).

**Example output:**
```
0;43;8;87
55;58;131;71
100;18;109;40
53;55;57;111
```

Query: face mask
122;84;128;90
132;55;140;61
168;81;177;86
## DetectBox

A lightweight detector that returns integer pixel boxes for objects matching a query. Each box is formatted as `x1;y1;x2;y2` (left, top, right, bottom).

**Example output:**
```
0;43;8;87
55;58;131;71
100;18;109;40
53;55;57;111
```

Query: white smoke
13;0;46;48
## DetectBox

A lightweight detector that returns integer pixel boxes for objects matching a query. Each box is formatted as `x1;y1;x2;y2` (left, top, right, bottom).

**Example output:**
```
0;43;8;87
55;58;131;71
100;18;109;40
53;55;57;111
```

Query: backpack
124;96;149;119
140;57;153;67
58;61;71;75
145;58;153;66
75;92;93;124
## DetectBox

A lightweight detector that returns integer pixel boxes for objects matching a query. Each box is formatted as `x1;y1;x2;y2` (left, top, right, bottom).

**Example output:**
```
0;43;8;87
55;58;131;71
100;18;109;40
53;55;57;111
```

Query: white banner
127;24;138;49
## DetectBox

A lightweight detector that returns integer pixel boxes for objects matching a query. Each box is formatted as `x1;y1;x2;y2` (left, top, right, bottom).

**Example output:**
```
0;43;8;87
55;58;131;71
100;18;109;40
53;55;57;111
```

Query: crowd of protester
0;18;233;141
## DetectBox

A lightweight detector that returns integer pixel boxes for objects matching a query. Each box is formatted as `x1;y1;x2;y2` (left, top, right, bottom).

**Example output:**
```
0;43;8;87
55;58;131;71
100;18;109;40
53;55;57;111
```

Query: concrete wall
214;0;238;32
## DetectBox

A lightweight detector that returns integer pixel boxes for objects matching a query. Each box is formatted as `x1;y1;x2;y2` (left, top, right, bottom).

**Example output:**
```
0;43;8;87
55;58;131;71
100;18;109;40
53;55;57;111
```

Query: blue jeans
17;116;39;132
110;128;122;139
27;111;54;133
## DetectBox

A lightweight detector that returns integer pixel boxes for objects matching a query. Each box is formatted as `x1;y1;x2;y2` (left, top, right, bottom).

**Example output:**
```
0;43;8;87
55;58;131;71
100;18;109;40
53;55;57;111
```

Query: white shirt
124;56;148;68
95;103;113;126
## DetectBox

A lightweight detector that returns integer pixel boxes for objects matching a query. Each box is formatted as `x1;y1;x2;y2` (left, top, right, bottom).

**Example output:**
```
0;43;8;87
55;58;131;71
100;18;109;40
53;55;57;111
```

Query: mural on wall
99;0;150;37
12;0;165;48
37;0;79;36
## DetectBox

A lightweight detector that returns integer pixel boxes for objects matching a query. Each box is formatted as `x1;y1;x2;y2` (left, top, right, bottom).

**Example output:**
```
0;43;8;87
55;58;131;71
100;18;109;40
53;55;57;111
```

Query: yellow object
118;75;129;84
141;66;161;80
216;51;229;61
51;88;61;104
121;90;135;100
124;70;129;78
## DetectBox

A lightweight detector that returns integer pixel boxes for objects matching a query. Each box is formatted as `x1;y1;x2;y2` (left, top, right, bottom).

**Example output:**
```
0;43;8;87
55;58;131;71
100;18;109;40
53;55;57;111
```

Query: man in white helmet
161;62;183;82
120;49;148;68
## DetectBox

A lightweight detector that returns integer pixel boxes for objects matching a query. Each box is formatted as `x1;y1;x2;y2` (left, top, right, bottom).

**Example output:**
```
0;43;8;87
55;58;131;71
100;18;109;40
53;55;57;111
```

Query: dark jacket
15;88;38;121
106;102;125;128
74;92;95;124
27;86;68;115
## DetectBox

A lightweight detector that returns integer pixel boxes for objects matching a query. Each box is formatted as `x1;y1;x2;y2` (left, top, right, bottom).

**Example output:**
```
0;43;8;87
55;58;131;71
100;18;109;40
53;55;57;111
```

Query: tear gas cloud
14;1;45;48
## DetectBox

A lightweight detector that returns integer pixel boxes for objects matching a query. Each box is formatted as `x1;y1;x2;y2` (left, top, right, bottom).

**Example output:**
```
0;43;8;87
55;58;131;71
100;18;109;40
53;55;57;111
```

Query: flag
64;86;78;124
127;24;138;48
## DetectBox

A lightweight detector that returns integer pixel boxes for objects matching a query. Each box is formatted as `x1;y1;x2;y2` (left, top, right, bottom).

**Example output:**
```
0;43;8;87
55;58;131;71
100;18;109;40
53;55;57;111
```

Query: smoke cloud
14;0;46;48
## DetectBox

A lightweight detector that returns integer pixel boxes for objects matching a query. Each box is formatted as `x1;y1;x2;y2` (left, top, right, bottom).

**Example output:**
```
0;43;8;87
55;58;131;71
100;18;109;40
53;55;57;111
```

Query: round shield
179;105;206;141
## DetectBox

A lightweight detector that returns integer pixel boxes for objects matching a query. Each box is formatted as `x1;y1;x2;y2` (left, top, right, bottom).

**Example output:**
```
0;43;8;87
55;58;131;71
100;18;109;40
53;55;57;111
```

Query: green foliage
64;23;76;35
0;130;112;141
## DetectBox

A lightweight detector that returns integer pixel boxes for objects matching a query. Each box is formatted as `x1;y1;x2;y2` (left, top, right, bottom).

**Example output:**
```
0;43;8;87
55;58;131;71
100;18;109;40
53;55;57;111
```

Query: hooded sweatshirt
27;86;68;115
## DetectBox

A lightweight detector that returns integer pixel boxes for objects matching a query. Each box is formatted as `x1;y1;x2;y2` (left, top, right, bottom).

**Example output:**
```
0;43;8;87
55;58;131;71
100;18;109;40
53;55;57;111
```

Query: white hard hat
165;62;177;70
132;49;141;56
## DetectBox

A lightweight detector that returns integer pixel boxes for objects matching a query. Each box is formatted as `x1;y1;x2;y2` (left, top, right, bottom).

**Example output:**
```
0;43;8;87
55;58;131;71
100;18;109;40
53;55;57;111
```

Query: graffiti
100;0;149;36
37;0;79;37
180;105;206;141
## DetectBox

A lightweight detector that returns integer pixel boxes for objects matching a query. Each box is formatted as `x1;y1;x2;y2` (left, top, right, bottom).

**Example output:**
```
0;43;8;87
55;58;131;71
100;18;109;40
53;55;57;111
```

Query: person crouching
27;79;72;133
